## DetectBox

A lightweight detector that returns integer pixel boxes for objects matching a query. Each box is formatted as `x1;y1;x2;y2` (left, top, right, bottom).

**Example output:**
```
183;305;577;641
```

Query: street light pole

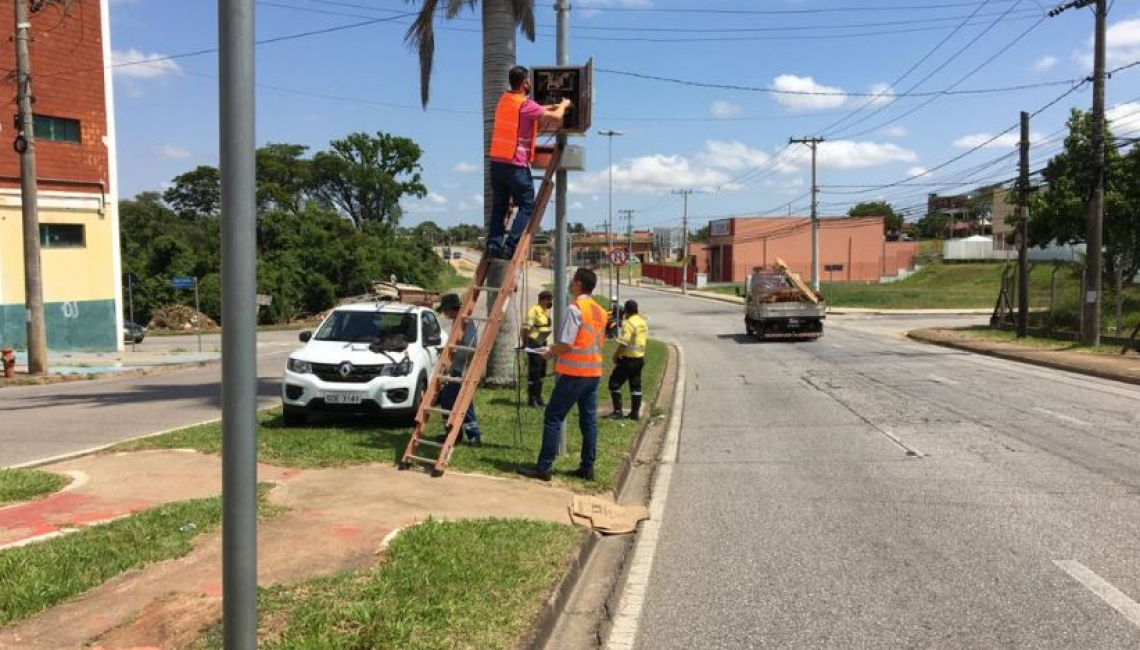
598;129;622;303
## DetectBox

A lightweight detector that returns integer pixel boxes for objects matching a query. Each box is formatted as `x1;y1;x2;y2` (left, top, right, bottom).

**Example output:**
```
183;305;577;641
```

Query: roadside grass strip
190;519;583;650
0;469;69;508
0;486;282;627
114;340;667;494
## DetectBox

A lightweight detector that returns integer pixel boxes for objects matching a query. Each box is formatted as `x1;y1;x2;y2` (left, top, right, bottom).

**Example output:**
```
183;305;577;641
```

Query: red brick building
0;0;121;350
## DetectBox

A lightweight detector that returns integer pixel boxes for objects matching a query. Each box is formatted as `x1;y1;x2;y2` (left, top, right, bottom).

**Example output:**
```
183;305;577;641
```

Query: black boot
608;392;624;419
527;382;542;408
629;395;642;421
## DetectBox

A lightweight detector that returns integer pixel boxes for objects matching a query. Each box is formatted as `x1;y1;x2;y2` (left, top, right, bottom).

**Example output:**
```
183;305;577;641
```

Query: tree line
121;131;482;326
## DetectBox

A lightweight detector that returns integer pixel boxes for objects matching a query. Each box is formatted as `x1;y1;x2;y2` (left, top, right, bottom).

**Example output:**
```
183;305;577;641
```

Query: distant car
123;320;146;344
281;302;448;425
452;252;463;260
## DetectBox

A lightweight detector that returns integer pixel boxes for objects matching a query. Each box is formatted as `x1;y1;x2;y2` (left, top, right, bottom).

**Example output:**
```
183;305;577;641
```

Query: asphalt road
625;287;1140;649
0;330;302;467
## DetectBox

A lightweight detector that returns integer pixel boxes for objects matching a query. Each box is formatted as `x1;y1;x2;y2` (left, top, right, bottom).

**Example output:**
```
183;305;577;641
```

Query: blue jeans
439;379;480;440
538;374;599;472
488;161;535;254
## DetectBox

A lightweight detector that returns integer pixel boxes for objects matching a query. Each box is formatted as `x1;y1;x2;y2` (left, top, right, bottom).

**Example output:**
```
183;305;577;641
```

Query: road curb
907;331;1140;387
524;342;680;650
1;358;221;389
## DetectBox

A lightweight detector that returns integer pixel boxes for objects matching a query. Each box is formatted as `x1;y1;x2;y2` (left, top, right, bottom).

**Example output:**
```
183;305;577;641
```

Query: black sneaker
571;466;595;481
607;411;626;420
465;437;482;448
516;466;553;482
627;413;641;421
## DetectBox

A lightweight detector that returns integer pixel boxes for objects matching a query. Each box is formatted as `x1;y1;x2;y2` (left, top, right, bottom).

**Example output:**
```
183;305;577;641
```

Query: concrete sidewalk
909;327;1140;385
0;449;579;649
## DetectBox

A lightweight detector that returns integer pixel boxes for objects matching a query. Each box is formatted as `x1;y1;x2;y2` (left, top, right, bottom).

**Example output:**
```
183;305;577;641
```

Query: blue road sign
171;276;196;290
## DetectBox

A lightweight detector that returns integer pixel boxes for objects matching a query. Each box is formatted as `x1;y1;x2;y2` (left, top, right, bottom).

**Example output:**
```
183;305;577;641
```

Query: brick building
696;216;918;284
0;0;121;351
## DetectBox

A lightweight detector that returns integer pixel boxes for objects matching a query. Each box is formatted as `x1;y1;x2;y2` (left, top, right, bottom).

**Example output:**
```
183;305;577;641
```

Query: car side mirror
426;334;442;347
299;331;312;343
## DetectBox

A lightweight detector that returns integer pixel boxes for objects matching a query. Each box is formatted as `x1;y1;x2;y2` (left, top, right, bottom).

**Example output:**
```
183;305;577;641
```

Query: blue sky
107;0;1140;231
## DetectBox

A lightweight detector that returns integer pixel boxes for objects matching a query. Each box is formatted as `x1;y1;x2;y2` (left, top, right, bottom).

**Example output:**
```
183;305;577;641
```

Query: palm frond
445;0;478;19
513;0;536;41
404;0;442;107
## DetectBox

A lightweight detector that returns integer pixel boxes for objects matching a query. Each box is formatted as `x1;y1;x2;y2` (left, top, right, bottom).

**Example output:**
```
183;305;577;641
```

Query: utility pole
1049;0;1106;345
598;129;622;303
14;0;48;375
1017;111;1030;338
619;209;635;286
673;190;693;295
790;137;824;291
554;0;569;335
219;0;259;647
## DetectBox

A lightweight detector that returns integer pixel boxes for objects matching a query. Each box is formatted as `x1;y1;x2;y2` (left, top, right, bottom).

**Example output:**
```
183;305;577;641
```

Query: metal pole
128;274;136;353
195;277;203;354
1017;111;1030;338
1116;267;1124;335
219;0;258;647
15;0;47;375
598;130;622;303
553;0;569;335
681;192;690;295
790;137;824;291
554;0;569;457
1084;0;1107;346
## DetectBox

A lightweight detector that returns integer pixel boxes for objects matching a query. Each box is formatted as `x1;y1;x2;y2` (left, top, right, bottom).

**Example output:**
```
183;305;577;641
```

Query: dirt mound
147;305;218;332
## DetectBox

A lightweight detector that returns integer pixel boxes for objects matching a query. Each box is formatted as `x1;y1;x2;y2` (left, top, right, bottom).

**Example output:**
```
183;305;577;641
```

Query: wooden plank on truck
774;257;820;305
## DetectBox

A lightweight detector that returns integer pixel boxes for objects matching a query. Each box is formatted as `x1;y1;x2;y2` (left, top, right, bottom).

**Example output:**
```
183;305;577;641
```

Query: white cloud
953;132;1042;149
865;83;894;107
771;74;847;112
1108;102;1140;131
472;193;484;207
452;162;478;174
710;100;743;119
111;48;183;80
427;192;447;205
697;140;772;172
907;167;930;178
814;141;917;170
403;192;448;214
156;144;190;159
1075;16;1140;68
571;201;585;210
1033;55;1058;72
571;154;732;194
881;125;908;138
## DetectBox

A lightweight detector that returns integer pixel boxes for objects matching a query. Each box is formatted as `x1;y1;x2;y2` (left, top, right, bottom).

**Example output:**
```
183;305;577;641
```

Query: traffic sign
171;276;195;290
256;294;273;307
609;248;629;267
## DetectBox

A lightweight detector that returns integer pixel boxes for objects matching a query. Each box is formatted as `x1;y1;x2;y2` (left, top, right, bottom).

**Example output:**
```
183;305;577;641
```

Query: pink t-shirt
510;99;545;167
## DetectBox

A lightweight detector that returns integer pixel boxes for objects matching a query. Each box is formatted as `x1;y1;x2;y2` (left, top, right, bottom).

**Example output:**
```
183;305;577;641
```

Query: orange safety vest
555;295;609;378
489;92;537;164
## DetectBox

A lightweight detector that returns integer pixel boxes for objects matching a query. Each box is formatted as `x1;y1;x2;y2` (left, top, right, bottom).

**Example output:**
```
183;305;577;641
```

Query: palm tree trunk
482;0;521;386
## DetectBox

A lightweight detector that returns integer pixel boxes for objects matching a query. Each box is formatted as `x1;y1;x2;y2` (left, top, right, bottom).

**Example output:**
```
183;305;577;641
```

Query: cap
439;293;462;311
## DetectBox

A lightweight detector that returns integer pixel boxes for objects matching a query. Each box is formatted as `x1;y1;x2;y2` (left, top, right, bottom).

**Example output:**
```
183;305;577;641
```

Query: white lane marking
1033;407;1092;428
1055;560;1140;629
606;344;686;650
927;373;960;386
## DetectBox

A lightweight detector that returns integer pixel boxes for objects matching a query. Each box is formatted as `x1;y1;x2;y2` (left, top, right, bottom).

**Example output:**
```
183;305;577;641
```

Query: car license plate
323;392;364;405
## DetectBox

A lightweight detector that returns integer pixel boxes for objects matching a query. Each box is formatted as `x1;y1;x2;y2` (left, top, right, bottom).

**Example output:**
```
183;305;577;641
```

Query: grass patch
112;339;669;494
952;326;1125;356
0;469;69;507
0;486;282;627
435;264;471;293
191;519;582;650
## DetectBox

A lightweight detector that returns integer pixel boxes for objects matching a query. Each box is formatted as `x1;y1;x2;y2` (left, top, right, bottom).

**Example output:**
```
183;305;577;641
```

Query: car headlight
287;358;312;374
379;359;414;377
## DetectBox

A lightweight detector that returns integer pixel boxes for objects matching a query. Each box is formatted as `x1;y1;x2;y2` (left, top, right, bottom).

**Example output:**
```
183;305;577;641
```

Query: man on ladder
522;290;554;407
608;299;648;421
518;268;608;482
486;65;572;260
437;293;482;447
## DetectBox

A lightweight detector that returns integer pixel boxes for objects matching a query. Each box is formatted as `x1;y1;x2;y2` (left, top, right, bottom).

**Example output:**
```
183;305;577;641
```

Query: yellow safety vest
526;303;552;343
617;314;649;359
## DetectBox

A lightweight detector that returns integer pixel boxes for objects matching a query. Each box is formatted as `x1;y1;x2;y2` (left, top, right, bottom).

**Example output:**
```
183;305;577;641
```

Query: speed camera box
531;59;593;135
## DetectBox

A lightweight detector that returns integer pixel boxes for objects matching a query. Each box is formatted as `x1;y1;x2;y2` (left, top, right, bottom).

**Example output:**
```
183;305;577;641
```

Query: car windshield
314;310;418;343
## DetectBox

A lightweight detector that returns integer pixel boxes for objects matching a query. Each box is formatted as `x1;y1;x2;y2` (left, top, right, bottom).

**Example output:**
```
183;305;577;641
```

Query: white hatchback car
281;302;447;425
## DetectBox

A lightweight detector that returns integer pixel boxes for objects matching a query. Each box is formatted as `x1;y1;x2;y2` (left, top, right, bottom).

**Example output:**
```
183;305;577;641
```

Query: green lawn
705;263;1102;311
112;339;669;494
0;468;69;507
190;519;582;650
0;487;281;626
948;326;1127;356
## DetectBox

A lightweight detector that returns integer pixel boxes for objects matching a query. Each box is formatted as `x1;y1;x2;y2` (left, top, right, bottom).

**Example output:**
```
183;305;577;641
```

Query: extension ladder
400;144;564;476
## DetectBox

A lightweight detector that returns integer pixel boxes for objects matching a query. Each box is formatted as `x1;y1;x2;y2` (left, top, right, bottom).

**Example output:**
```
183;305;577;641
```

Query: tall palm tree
405;0;537;386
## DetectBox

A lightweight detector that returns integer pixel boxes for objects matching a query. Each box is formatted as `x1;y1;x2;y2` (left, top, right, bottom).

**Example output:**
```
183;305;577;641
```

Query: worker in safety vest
518;268;609;482
485;65;572;261
521;289;555;407
608;299;649;421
